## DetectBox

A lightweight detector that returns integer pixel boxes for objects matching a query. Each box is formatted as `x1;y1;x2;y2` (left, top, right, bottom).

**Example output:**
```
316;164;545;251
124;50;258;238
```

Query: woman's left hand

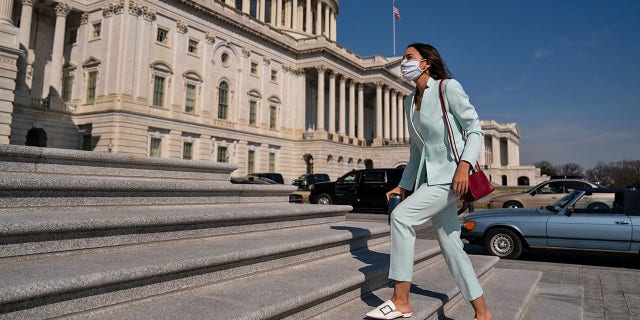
453;161;471;196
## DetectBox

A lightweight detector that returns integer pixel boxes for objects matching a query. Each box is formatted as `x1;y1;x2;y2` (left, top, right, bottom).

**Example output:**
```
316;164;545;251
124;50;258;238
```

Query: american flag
393;4;400;20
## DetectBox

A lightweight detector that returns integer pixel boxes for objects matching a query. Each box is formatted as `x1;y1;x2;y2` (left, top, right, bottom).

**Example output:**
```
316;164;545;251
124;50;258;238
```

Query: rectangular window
153;76;165;107
150;137;162;157
218;82;228;119
62;74;73;102
86;71;97;103
91;22;101;39
185;83;196;113
247;150;255;173
217;146;228;163
250;62;258;76
268;152;275;172
188;39;198;55
269;106;277;129
156;28;168;44
183;142;193;160
270;69;278;82
249;100;257;125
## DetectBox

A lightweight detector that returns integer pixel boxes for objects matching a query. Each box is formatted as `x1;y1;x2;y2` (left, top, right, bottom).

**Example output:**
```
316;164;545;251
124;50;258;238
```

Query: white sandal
366;300;412;319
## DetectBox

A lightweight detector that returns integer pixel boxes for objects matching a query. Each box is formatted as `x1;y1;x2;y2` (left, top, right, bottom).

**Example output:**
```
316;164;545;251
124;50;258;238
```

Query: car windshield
546;191;584;212
524;181;546;193
297;174;309;179
589;180;607;188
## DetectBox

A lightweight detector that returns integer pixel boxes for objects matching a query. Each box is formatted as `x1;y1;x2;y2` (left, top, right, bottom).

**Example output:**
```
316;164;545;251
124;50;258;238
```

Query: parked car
246;173;284;184
288;193;304;204
309;168;403;212
487;178;608;209
230;176;279;184
292;173;330;190
461;188;640;259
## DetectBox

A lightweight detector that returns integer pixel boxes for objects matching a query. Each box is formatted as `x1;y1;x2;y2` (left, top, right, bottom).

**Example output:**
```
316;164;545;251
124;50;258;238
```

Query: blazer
398;77;483;191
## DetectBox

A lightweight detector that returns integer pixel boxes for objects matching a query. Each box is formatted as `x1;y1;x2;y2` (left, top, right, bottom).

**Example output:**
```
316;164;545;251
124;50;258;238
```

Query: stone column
375;82;382;142
49;2;70;98
284;0;290;28
242;0;249;14
305;0;311;33
357;84;364;140
397;93;405;142
383;86;390;141
0;0;11;24
331;11;336;40
323;5;329;37
316;65;325;131
296;68;306;132
259;0;265;21
338;75;346;136
276;0;282;26
315;0;321;36
0;0;19;144
348;80;355;138
291;0;297;30
18;0;35;50
391;90;397;142
327;71;336;134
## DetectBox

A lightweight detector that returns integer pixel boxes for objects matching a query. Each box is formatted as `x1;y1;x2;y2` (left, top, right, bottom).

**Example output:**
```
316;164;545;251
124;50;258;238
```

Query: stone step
0;221;390;319
69;239;443;320
308;254;500;320
0;171;298;207
521;282;583;320
0;145;235;181
0;203;350;259
445;268;543;320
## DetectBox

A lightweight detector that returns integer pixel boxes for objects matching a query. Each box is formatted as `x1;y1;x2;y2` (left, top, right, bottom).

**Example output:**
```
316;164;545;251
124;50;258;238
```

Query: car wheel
484;228;523;259
503;201;523;209
316;193;333;205
587;202;609;210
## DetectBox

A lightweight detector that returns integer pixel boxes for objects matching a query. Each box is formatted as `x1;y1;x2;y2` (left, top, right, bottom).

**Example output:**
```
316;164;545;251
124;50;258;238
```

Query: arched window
218;81;229;119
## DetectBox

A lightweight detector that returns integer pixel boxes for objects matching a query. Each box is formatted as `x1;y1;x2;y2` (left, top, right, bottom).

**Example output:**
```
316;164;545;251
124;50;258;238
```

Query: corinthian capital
21;0;37;7
55;3;71;17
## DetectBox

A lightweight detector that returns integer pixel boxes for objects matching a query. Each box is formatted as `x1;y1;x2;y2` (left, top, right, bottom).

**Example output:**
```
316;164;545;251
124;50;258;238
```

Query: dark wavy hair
407;43;452;80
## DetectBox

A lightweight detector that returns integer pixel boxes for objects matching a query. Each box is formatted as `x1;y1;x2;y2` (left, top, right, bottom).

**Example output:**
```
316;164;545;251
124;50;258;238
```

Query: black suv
292;173;330;190
309;168;404;212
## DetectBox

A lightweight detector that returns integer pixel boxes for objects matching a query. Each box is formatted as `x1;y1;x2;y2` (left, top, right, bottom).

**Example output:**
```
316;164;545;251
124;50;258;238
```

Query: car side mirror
337;177;343;183
566;206;574;215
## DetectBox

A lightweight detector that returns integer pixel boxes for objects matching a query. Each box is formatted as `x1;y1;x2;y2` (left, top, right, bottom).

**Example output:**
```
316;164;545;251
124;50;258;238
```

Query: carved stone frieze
241;47;250;58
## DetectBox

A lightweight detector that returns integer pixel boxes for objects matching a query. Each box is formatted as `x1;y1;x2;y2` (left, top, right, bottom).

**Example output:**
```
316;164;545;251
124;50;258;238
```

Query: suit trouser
388;184;484;302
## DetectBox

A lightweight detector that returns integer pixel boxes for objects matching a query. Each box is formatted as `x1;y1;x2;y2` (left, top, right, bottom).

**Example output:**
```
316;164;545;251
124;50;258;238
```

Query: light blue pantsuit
389;77;485;302
388;184;483;302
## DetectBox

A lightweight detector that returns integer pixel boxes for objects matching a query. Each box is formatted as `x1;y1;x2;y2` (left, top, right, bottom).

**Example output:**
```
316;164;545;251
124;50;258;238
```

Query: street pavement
346;212;640;320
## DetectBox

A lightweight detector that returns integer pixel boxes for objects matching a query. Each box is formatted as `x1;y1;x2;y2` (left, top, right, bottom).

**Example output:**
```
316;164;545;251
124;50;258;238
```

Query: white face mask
401;59;427;81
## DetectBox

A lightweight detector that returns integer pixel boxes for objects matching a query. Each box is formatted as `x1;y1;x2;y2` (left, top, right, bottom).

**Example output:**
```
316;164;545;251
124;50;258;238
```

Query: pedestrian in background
366;43;492;320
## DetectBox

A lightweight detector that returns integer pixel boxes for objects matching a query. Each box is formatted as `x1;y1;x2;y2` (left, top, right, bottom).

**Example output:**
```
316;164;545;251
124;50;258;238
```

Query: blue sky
336;0;640;171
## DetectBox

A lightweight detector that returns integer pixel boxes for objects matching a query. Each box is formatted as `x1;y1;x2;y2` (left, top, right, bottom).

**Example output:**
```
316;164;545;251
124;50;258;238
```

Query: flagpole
392;0;396;56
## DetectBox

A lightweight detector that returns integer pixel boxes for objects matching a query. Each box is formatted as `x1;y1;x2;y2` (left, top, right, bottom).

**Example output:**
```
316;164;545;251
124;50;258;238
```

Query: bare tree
556;163;583;176
586;161;614;186
534;160;557;176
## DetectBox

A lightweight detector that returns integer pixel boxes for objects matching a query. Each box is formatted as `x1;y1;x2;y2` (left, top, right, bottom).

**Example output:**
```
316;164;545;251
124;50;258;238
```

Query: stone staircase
0;145;582;319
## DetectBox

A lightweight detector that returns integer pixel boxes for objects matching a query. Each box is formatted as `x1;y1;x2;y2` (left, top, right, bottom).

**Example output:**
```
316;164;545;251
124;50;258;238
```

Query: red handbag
439;80;494;202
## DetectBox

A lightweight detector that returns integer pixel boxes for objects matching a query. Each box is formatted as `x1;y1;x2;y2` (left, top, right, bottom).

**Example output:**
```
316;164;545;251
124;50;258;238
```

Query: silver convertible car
461;188;640;259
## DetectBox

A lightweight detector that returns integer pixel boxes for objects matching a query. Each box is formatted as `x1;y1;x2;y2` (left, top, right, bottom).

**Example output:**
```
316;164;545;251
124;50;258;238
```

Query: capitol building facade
0;0;540;186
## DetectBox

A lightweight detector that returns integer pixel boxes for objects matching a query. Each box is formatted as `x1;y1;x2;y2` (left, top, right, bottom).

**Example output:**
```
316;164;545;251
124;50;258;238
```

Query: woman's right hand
386;186;406;201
